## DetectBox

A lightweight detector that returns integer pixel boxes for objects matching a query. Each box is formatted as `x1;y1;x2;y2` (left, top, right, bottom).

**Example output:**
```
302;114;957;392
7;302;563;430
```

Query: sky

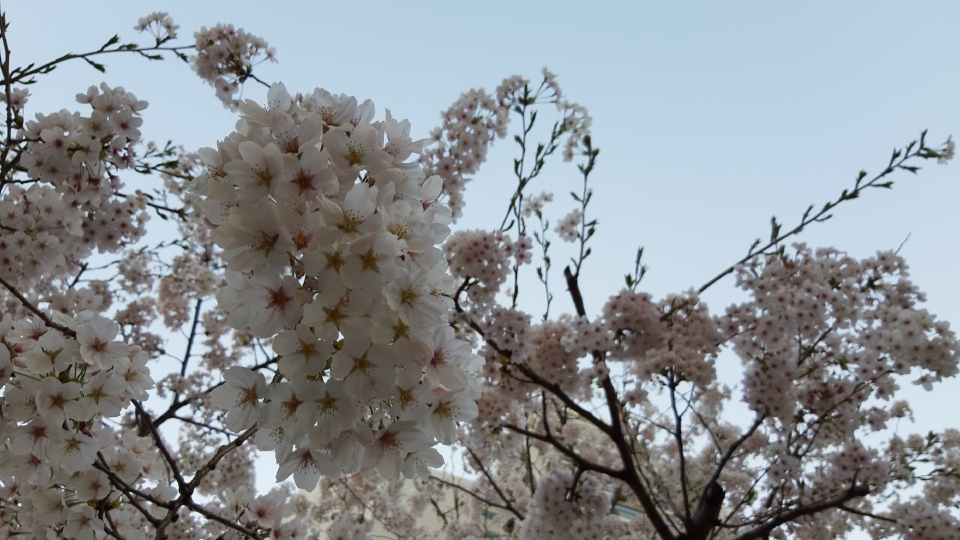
5;0;959;504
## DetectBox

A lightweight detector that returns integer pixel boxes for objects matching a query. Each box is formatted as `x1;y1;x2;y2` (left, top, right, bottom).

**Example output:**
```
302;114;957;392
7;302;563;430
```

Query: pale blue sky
7;0;959;499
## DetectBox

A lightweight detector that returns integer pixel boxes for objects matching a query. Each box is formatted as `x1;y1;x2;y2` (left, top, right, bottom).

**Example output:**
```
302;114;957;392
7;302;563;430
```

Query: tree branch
730;484;871;540
464;446;526;520
429;474;523;520
0;274;76;337
564;265;677;540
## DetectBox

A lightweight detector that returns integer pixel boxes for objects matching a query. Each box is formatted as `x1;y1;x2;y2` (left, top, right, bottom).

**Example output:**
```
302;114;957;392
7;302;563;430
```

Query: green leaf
83;58;106;73
100;34;120;51
769;216;781;242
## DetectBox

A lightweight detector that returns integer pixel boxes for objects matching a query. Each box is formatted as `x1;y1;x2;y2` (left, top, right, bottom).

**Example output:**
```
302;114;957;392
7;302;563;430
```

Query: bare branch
429;474;523;520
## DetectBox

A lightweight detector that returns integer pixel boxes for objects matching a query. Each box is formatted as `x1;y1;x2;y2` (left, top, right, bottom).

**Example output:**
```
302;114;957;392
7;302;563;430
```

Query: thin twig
465;446;526;520
429;474;523;520
0;274;76;337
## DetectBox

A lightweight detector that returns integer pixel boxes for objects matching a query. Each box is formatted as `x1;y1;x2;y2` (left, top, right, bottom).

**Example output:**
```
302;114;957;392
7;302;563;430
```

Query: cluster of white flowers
192;24;276;110
524;317;584;394
729;245;959;425
890;500;960;539
420;73;590;221
5;83;150;287
521;191;553;218
0;311;158;536
554;208;582;242
517;471;622;540
196;83;483;489
443;229;515;308
446;226;960;537
2;8;958;533
134;11;178;40
600;290;720;387
419;88;509;220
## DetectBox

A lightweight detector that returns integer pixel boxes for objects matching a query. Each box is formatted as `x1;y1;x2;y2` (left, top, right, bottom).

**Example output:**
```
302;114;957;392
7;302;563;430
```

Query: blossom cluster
1;9;958;535
728;245;959;425
196;83;484;489
419;72;590;220
419;88;508;219
443;216;960;536
134;11;178;40
517;471;622;540
4;83;150;287
191;24;276;110
0;312;158;536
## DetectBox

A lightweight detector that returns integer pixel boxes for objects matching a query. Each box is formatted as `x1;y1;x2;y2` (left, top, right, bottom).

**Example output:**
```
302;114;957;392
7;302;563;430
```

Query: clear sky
6;0;959;503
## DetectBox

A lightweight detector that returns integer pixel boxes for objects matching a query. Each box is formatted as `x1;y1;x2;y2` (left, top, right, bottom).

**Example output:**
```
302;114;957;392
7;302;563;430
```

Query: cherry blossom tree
0;10;957;540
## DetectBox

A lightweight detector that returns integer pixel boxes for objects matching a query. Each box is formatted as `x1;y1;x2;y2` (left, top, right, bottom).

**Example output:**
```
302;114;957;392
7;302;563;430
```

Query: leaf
769;216;781;243
83;57;106;73
100;34;120;51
